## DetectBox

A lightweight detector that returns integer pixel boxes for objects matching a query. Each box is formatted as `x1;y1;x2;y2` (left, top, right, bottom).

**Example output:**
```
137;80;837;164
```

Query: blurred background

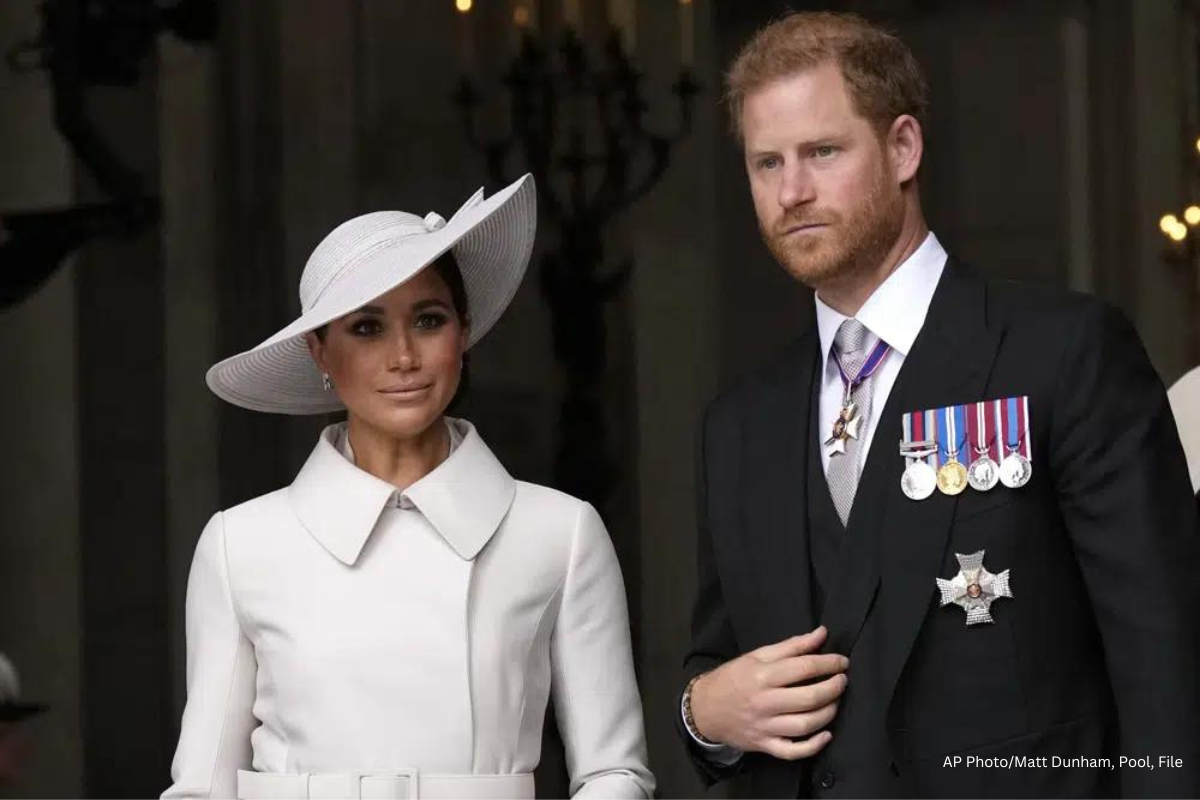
0;0;1197;796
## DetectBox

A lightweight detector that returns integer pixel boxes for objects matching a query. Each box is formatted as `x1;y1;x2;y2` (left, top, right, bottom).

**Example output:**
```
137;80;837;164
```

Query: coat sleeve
1049;302;1200;797
162;513;258;799
675;401;746;785
550;502;655;799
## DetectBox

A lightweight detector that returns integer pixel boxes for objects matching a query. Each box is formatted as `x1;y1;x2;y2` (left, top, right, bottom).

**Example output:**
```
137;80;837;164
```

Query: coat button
819;771;836;790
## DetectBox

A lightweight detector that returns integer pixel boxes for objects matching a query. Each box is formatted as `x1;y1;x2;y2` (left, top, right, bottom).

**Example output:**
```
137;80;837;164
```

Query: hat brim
206;174;536;414
0;702;47;723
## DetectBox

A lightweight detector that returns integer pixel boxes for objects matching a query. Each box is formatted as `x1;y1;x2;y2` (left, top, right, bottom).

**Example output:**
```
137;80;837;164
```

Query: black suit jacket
678;259;1200;797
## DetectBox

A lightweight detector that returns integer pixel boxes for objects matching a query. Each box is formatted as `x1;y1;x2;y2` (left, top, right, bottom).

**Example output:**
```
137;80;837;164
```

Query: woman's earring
322;373;333;392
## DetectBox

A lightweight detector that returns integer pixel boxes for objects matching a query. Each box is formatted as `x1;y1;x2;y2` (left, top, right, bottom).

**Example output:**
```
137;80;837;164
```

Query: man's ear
888;114;924;185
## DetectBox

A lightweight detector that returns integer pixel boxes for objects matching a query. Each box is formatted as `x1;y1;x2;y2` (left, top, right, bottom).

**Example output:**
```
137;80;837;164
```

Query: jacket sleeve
1049;302;1200;797
550;502;656;799
675;401;746;785
162;513;258;799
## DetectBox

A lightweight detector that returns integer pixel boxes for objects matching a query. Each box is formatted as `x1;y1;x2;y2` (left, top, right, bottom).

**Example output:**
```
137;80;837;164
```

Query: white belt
236;769;535;800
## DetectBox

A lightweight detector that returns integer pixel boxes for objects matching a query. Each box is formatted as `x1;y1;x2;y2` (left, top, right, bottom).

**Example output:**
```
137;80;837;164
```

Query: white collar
815;231;947;367
336;419;464;508
288;418;515;565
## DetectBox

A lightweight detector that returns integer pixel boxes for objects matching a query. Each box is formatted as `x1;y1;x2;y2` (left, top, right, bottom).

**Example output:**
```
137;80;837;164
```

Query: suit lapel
873;259;1005;709
743;334;820;642
819;456;882;655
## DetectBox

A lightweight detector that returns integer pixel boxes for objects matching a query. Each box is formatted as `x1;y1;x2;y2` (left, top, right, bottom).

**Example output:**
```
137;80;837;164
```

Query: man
676;11;1200;798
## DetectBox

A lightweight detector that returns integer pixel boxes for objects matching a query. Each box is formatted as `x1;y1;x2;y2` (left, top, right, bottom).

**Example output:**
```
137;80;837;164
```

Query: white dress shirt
816;232;947;477
684;232;947;760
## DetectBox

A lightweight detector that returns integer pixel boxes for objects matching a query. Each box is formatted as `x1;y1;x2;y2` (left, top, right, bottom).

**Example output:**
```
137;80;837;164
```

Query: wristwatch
683;672;717;745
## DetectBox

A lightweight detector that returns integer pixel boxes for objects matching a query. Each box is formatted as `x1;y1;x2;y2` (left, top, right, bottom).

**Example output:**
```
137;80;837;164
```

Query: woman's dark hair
431;251;470;328
313;251;472;411
433;252;472;413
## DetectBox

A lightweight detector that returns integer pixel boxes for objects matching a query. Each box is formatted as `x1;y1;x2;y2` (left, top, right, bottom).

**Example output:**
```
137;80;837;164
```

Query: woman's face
306;268;469;441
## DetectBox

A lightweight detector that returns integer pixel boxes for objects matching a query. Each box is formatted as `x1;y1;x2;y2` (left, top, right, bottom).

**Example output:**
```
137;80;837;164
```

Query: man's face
742;62;905;289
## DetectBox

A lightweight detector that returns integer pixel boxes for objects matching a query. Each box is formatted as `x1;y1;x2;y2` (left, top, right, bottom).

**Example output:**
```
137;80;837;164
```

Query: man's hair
725;11;929;141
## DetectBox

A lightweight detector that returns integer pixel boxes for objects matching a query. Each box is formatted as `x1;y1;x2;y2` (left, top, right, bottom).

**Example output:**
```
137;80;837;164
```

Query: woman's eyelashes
345;311;450;337
414;311;448;330
349;317;383;337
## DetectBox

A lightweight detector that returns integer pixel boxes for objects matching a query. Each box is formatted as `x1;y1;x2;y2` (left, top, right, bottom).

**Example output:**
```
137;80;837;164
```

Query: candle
513;0;539;45
679;0;694;68
563;0;581;30
457;0;475;73
608;0;636;51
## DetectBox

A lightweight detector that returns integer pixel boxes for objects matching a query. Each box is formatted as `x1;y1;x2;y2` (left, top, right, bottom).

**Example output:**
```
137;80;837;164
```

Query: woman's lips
378;383;432;398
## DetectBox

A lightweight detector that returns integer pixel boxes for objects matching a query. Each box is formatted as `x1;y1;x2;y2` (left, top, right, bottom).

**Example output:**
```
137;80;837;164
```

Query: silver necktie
827;319;875;526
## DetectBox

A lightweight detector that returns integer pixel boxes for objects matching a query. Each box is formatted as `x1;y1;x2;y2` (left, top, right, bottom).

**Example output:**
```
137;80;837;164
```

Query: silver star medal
936;550;1012;625
824;402;862;457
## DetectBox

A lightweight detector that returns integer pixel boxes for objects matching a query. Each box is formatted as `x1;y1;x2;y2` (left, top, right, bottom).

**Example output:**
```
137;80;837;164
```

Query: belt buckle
362;768;419;800
396;768;418;800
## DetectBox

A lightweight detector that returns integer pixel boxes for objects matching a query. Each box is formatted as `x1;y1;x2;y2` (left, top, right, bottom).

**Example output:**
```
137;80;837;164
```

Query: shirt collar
815;232;947;367
288;418;516;565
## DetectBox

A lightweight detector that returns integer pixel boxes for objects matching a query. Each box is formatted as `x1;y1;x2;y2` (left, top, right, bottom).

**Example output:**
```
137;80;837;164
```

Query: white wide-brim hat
206;174;536;414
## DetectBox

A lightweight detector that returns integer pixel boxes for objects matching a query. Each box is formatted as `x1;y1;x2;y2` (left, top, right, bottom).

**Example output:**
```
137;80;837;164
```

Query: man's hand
690;626;848;760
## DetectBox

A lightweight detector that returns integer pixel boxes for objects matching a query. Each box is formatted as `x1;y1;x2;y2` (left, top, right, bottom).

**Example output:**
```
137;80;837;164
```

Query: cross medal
936;550;1013;625
824;390;862;456
824;336;891;457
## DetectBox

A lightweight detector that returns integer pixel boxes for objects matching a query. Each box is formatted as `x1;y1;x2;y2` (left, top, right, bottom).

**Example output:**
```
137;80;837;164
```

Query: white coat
163;419;654;798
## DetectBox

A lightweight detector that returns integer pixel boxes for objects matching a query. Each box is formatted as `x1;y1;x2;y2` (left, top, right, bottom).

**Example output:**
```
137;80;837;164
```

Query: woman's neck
345;416;451;492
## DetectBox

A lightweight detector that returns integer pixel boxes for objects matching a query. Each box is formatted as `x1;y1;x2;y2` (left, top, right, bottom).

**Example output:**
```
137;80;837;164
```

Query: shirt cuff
680;691;744;766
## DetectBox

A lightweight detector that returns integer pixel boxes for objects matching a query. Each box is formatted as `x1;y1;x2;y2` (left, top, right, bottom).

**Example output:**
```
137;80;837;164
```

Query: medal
900;410;937;500
968;456;1000;491
1000;451;1032;488
823;394;861;457
935;405;968;496
966;400;999;492
824;335;891;458
902;459;937;500
936;550;1013;625
998;396;1033;489
937;460;968;495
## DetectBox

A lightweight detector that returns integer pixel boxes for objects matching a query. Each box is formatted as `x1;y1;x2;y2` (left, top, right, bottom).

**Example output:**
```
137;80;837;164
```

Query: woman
164;175;654;799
